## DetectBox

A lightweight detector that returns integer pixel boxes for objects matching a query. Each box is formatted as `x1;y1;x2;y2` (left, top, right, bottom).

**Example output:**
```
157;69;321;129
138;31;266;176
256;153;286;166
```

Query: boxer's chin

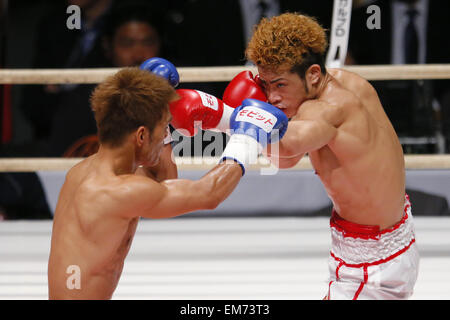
280;108;295;118
275;104;296;118
275;106;288;116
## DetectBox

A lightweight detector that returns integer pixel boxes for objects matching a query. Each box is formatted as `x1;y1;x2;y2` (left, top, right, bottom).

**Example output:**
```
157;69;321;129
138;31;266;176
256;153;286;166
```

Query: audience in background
0;0;114;220
0;1;168;219
48;2;167;157
348;0;450;153
17;0;113;156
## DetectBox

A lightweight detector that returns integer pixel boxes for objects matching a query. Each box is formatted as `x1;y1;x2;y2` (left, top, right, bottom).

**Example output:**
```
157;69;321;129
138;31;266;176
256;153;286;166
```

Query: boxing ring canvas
0;216;449;300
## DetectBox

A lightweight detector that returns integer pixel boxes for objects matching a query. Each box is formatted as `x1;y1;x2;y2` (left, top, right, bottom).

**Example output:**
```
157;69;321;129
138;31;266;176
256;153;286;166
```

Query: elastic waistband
330;194;411;240
330;194;415;265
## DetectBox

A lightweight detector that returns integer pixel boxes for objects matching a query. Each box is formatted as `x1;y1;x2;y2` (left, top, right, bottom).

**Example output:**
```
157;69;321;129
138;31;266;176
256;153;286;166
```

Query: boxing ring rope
1;64;450;84
1;64;450;172
1;155;450;172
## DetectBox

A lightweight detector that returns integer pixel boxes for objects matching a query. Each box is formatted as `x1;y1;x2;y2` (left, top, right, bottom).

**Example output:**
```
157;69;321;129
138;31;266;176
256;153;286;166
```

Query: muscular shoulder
295;90;355;128
86;174;165;219
329;68;378;102
113;175;165;208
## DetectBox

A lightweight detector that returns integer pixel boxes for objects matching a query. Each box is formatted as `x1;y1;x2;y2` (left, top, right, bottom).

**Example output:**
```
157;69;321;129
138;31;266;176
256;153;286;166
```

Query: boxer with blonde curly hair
246;13;327;76
245;13;419;300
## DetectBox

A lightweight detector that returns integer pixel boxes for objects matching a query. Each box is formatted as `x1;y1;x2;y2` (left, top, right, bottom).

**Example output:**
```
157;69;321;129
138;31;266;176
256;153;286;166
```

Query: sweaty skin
262;68;405;230
48;116;242;299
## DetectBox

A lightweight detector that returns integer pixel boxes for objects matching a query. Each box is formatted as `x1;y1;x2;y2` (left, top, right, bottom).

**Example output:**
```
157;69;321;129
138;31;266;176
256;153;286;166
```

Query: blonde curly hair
245;13;328;75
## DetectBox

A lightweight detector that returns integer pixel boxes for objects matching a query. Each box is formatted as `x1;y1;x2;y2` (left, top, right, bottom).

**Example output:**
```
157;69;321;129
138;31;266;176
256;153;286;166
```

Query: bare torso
47;141;242;299
48;155;139;299
306;69;405;229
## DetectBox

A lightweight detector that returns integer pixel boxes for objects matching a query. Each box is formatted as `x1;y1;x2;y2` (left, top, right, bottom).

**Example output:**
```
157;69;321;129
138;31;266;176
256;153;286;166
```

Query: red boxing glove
223;71;267;109
169;89;235;136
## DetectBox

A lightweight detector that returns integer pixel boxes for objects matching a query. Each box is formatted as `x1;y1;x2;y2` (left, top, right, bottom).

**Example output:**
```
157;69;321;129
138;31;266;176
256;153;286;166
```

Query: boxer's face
137;112;171;167
258;68;307;119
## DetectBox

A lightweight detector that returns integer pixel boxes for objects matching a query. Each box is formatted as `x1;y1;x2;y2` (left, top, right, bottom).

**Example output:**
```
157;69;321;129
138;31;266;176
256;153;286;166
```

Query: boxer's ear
306;64;322;85
136;126;146;147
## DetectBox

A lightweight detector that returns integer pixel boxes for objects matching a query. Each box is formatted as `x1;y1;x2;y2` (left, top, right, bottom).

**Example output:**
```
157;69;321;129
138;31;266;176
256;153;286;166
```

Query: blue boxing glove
220;99;288;175
140;57;179;87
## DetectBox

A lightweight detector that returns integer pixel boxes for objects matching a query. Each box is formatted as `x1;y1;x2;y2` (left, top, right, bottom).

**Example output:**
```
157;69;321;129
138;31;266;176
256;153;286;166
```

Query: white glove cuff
215;103;234;133
219;134;262;175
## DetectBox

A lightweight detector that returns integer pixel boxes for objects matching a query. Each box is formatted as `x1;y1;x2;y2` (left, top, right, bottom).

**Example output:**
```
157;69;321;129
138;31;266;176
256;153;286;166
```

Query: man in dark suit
19;1;113;153
350;0;450;66
348;0;450;152
46;2;167;156
169;0;333;67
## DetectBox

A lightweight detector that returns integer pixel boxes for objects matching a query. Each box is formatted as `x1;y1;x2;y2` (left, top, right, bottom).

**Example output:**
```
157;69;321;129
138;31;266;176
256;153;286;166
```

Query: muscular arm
265;100;342;168
124;162;242;219
278;118;337;156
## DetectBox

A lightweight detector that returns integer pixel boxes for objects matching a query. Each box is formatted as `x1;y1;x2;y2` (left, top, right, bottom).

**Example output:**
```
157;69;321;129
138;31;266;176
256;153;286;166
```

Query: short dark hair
90;67;177;147
290;50;327;79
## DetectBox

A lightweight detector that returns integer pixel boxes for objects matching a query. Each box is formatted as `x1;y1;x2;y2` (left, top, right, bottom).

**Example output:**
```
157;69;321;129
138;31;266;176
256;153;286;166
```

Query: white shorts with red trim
326;195;419;300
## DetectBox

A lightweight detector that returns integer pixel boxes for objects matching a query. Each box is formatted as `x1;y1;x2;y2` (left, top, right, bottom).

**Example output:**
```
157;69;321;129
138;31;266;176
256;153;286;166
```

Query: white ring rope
1;64;450;172
1;64;450;84
0;155;450;172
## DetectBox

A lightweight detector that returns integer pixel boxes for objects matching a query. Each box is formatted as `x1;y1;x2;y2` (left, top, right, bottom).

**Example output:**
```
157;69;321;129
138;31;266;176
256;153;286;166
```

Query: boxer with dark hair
48;63;288;299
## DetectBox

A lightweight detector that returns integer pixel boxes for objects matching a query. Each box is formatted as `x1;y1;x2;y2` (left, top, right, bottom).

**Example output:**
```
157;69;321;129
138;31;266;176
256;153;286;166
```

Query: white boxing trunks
326;194;419;300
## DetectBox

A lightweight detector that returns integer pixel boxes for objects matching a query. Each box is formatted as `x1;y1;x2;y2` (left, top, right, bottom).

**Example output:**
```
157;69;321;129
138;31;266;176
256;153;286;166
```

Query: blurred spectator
348;0;450;153
46;2;167;156
0;2;169;219
168;0;333;68
0;0;113;220
17;0;113;156
101;2;165;67
349;0;450;67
